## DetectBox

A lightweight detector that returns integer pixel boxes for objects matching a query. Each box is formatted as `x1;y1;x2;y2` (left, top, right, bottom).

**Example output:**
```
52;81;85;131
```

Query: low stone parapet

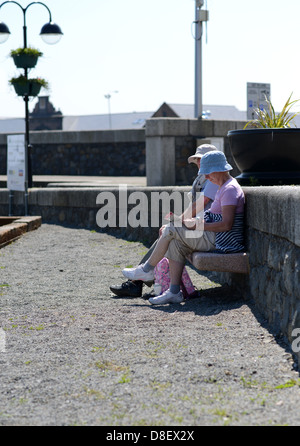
0;216;42;248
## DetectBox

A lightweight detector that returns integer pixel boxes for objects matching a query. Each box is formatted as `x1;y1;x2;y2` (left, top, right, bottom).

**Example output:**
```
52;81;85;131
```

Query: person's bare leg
146;236;171;267
122;236;171;281
148;257;185;305
169;258;185;286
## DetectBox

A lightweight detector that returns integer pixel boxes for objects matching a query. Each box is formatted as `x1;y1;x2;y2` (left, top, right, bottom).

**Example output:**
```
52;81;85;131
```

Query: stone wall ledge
244;186;300;248
145;118;248;137
0;128;145;145
1;185;300;241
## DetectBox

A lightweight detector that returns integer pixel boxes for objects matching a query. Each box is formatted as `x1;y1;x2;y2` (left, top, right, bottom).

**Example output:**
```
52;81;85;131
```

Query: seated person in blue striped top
122;151;245;305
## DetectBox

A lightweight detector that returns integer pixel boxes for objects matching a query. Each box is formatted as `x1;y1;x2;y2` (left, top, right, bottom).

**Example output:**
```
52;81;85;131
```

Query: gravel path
0;223;299;426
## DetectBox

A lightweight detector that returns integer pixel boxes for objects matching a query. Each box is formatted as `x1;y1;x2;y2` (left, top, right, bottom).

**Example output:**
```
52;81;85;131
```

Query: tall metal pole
23;10;30;213
24;90;30;214
105;94;112;129
104;91;118;129
0;1;57;215
194;0;208;119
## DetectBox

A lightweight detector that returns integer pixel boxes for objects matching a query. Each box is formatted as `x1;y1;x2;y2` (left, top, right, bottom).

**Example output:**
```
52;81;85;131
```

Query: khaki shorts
162;223;215;264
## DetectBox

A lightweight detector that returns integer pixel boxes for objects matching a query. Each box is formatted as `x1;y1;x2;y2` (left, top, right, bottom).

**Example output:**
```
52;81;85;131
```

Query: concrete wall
146;118;246;186
0;186;189;245
220;186;300;366
246;186;300;358
0;118;246;185
0;129;146;177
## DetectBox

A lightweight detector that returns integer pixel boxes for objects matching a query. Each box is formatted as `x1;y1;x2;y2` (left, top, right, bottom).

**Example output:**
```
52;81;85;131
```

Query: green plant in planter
10;47;43;69
244;93;300;129
10;47;43;57
9;75;49;97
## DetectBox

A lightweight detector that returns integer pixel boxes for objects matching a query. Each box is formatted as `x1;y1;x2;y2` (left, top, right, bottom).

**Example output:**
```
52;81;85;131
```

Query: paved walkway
0;223;299;426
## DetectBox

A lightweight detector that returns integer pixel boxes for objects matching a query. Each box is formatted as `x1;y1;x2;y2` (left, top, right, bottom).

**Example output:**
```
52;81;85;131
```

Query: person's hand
159;225;166;236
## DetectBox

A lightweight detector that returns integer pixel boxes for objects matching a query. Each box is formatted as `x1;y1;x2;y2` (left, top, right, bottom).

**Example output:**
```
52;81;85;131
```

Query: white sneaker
122;264;154;282
149;289;183;305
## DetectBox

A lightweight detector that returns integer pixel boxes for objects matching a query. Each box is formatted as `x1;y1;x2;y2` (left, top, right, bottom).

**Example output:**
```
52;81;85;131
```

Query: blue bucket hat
199;150;233;175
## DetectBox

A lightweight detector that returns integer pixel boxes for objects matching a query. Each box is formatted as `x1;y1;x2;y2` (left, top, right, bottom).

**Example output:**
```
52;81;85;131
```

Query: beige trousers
162;223;215;264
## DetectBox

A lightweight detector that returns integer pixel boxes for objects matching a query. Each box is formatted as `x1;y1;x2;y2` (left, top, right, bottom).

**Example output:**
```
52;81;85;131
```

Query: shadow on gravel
127;284;248;318
127;287;299;371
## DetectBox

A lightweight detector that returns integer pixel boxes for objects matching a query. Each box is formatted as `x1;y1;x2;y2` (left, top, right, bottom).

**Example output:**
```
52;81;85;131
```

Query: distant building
61;103;247;131
29;96;63;131
152;102;180;118
152;102;246;121
63;111;153;132
7;97;300;133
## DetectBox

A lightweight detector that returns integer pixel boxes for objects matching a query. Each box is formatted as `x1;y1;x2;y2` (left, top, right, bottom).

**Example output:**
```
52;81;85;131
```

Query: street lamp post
0;1;63;215
194;0;209;119
104;91;118;129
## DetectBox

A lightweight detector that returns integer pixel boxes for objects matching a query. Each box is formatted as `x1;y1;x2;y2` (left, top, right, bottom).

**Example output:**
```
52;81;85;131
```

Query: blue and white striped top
204;210;245;253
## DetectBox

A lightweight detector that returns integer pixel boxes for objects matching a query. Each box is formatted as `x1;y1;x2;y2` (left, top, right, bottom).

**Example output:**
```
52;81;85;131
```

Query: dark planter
13;81;42;97
228;128;300;185
12;53;39;69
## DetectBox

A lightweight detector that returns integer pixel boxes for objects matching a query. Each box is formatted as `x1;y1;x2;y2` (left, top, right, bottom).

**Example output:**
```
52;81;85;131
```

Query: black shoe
110;280;143;297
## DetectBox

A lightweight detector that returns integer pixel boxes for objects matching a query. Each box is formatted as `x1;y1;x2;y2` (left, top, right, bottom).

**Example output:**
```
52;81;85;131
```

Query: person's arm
182;194;211;220
181;195;212;230
203;205;236;232
183;180;218;222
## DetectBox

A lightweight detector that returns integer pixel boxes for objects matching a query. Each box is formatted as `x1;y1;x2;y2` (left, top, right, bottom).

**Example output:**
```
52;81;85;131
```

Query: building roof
163;103;247;120
62;103;247;131
1;101;299;133
0;118;25;133
63;111;153;131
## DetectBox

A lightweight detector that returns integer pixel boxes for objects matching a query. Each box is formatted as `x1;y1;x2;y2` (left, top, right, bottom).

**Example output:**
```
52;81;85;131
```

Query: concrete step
0;216;42;248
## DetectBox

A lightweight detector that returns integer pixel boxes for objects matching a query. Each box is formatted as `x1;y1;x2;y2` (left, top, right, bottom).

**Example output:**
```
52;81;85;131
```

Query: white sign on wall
7;134;26;192
247;82;271;120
